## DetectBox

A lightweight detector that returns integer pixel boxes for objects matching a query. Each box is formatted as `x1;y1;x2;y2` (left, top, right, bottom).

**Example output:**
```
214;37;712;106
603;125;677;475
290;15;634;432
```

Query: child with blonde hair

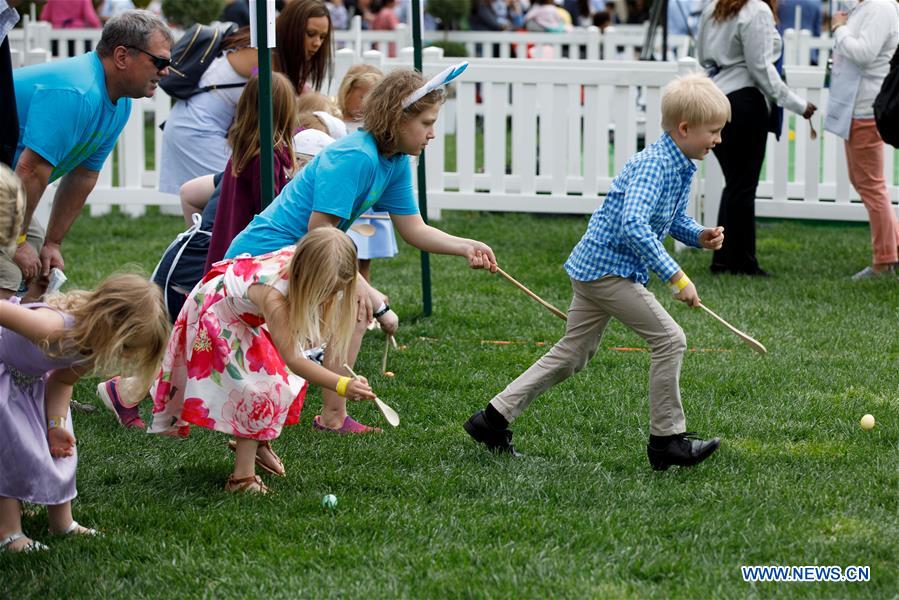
0;274;169;551
336;64;397;282
149;228;375;494
0;164;25;250
465;73;729;471
227;65;497;435
337;64;384;134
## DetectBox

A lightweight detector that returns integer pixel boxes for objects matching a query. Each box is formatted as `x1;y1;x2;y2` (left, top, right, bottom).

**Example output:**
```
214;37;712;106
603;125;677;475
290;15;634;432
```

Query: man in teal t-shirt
1;9;172;300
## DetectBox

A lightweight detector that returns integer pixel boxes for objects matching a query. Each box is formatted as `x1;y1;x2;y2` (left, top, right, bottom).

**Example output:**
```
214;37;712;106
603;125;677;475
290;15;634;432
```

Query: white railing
783;28;833;67
13;41;896;225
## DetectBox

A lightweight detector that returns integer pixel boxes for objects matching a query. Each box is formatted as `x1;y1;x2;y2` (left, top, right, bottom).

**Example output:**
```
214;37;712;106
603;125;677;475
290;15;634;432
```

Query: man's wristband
373;303;390;319
669;273;691;294
336;376;351;397
16;233;27;246
47;415;66;430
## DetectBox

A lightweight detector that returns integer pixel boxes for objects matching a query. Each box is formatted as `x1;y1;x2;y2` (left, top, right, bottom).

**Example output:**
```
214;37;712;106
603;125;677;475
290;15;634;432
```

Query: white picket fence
10;22;898;226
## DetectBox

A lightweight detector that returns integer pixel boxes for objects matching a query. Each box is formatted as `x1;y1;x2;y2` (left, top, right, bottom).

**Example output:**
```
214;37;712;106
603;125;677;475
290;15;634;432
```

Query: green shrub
161;0;225;28
426;0;470;31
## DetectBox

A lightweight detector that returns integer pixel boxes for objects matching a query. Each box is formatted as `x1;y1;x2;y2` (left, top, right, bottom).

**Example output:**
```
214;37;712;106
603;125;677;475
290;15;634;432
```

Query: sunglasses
126;45;171;70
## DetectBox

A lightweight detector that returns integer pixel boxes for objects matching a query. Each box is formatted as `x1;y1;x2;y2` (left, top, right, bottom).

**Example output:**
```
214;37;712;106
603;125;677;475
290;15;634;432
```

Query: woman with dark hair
274;0;332;94
697;0;816;276
159;0;333;194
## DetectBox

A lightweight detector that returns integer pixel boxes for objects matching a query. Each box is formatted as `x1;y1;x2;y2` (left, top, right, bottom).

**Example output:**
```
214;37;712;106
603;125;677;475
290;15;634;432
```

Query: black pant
0;36;18;167
711;87;769;274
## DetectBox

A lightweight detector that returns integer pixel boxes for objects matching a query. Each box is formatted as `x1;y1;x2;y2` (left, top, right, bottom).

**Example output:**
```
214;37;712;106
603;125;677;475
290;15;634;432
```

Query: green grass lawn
3;210;897;599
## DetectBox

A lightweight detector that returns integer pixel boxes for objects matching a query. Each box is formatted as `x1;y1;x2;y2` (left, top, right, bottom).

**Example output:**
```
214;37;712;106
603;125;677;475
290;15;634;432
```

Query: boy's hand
48;427;76;458
674;281;701;307
699;227;724;250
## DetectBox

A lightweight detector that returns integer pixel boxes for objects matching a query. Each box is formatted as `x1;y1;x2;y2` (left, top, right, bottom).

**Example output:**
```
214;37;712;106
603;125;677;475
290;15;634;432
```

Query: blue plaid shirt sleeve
621;160;681;282
669;210;704;248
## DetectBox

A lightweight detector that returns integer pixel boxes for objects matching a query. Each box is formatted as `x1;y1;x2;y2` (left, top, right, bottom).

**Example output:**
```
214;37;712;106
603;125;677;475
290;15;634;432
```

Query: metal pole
411;0;432;316
256;0;275;208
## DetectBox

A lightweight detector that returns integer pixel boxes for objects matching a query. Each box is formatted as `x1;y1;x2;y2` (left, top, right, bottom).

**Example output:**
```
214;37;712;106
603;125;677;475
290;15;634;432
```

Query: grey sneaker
851;265;896;281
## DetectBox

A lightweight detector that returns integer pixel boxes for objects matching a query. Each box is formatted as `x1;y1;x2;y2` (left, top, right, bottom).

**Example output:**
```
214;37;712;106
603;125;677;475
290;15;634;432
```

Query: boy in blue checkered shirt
465;73;730;470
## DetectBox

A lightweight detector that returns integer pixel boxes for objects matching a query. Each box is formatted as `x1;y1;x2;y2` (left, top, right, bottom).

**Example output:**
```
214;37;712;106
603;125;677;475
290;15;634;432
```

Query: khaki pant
489;276;687;436
0;219;44;292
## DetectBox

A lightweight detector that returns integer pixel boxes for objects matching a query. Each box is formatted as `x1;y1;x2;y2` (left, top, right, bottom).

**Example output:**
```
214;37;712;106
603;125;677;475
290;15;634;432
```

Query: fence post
586;26;600;60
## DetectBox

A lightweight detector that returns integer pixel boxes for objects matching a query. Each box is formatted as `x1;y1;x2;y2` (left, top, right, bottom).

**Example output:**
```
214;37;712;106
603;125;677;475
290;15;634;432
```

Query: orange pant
844;119;899;265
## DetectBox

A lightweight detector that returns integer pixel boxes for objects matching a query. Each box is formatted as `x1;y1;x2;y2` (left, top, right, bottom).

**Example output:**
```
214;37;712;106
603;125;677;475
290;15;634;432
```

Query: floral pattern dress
149;247;307;441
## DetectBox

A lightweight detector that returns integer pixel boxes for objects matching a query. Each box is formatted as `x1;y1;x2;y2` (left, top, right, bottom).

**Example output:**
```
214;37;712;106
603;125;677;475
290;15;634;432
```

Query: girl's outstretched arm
45;365;88;458
247;284;376;401
0;302;66;345
390;213;498;271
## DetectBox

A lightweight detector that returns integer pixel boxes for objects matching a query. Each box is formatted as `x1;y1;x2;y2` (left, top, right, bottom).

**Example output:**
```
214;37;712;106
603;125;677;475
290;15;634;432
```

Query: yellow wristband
47;415;66;430
16;233;27;246
669;273;691;294
335;376;351;397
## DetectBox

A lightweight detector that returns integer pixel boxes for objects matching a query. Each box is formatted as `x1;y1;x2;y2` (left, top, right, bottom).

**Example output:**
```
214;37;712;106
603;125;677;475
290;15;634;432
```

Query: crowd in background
23;1;840;38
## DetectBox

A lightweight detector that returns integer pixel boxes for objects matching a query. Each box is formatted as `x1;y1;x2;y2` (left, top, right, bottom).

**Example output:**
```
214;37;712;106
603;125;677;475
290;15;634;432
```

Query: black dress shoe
647;432;720;471
463;410;522;457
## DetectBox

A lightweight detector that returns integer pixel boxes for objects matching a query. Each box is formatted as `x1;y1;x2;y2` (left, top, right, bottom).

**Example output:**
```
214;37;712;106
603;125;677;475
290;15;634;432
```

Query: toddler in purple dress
0;274;169;552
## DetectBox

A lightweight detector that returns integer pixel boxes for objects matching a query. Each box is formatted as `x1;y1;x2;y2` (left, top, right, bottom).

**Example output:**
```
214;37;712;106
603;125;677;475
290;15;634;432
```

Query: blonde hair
363;69;445;154
337;64;384;118
228;73;298;177
296;91;338;116
44;273;170;396
0;164;25;250
297;111;330;134
660;73;731;131
281;228;358;366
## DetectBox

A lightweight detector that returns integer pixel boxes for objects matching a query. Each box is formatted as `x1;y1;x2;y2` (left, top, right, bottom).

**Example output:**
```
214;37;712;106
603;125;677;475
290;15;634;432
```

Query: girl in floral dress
148;228;375;494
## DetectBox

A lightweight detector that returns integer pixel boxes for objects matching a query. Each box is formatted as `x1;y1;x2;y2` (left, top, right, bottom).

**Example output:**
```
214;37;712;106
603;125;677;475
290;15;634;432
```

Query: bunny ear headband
402;62;469;110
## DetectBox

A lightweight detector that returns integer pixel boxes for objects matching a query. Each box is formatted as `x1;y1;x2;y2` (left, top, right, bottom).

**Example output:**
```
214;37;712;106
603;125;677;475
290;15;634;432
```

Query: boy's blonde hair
337;64;384;117
44;273;170;398
364;69;445;154
660;73;731;131
282;228;358;367
228;73;298;177
0;164;25;250
296;91;338;117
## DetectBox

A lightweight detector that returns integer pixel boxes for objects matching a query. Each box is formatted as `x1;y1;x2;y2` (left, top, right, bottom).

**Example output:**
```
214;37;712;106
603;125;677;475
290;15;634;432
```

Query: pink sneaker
97;377;145;429
313;415;382;434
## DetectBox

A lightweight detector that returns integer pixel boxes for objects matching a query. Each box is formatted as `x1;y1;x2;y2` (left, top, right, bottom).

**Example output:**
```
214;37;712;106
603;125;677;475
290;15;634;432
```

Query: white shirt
833;0;899;118
697;0;807;115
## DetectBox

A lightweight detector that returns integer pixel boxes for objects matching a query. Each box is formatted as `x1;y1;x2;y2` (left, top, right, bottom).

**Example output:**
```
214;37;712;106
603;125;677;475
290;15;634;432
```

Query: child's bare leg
47;501;92;534
116;376;148;408
232;438;259;479
179;174;215;226
358;259;372;282
318;316;367;429
0;496;32;550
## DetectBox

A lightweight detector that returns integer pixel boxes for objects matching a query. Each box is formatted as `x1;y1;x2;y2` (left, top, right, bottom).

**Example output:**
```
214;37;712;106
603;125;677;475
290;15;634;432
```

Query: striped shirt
564;132;703;285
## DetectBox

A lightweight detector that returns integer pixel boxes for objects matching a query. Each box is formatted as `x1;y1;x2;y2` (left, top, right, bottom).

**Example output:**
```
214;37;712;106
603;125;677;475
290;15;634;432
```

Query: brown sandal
224;474;269;494
226;439;286;477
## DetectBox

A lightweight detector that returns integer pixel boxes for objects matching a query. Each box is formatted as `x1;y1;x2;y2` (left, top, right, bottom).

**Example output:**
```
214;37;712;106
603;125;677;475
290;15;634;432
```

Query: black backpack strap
188;82;247;97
